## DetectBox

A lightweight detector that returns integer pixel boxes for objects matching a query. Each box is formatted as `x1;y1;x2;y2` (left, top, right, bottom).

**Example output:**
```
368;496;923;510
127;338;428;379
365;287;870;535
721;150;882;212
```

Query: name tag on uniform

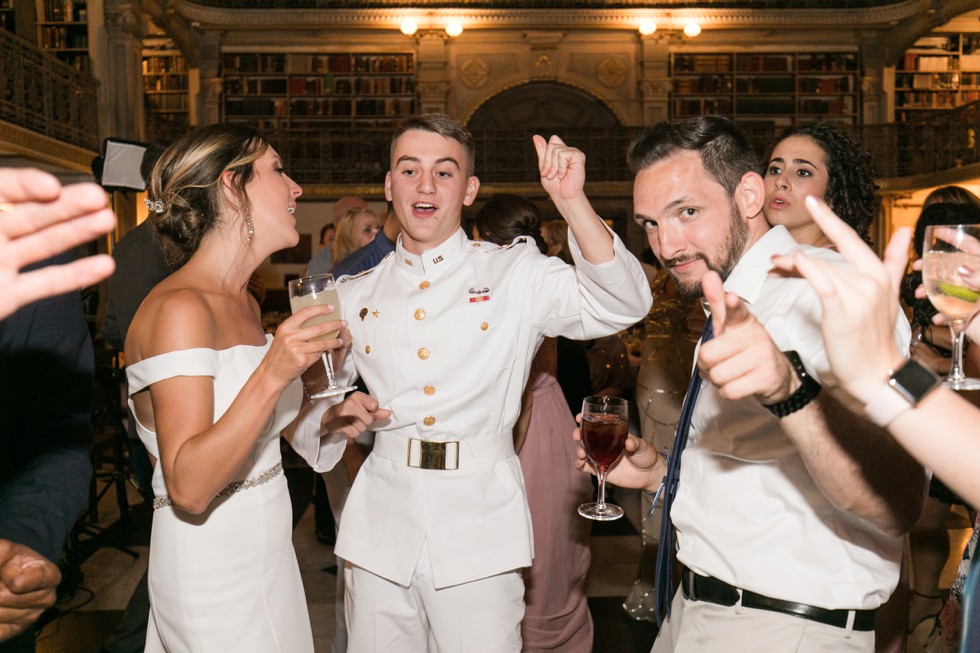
468;287;490;303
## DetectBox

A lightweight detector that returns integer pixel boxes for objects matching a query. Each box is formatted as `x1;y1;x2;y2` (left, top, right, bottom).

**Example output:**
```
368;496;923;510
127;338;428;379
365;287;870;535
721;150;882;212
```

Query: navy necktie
654;317;713;626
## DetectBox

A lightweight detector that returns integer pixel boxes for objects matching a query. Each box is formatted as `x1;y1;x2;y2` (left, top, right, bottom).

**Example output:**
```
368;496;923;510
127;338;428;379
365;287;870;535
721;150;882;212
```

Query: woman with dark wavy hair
763;121;878;248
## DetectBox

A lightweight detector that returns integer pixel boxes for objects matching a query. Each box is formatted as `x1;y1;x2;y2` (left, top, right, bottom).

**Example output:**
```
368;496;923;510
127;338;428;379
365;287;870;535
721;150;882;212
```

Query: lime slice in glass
940;282;980;303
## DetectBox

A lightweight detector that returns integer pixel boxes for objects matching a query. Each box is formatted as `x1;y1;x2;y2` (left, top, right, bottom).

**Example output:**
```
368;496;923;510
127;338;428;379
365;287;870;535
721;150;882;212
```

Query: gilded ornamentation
597;56;628;88
460;58;490;89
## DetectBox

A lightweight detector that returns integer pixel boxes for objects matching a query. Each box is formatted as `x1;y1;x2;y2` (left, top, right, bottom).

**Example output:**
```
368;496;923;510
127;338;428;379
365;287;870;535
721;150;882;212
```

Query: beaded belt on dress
152;462;283;510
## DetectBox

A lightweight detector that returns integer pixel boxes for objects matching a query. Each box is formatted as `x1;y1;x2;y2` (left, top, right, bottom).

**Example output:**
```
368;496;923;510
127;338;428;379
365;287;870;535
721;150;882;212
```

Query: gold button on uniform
419;280;430;290
417;348;430;360
423;416;436;426
414;308;426;321
481;322;489;331
423;385;436;396
364;345;371;354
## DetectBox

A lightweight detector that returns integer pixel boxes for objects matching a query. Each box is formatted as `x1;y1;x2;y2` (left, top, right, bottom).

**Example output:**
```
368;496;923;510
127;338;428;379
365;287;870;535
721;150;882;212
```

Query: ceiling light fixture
638;21;657;36
400;19;418;36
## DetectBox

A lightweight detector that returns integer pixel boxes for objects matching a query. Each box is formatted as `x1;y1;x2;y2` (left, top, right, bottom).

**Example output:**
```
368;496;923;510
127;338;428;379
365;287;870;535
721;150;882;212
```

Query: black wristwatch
762;350;822;418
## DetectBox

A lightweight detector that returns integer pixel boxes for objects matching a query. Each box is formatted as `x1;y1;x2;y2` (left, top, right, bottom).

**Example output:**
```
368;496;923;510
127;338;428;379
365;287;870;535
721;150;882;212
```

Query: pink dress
518;351;594;652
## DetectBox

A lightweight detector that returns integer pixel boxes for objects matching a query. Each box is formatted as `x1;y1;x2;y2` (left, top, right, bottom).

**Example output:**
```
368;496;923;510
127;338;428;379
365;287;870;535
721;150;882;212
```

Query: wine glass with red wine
578;395;628;521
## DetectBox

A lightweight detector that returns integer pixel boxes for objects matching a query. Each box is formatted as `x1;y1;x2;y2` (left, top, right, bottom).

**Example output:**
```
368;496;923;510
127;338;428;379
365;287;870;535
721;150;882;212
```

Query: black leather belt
681;568;876;632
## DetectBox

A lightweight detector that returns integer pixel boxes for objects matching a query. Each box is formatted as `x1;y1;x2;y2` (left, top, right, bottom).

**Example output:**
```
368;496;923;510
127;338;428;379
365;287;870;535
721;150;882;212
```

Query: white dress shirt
671;225;912;610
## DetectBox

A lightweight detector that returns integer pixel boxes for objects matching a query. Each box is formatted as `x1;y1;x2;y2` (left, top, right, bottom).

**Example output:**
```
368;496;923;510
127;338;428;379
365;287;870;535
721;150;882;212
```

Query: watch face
890;359;942;404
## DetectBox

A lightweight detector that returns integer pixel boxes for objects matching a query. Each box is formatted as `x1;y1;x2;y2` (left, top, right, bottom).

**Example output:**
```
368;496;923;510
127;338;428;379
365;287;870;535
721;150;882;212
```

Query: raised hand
532;134;587;205
770;195;910;403
697;271;798;405
0;168;116;320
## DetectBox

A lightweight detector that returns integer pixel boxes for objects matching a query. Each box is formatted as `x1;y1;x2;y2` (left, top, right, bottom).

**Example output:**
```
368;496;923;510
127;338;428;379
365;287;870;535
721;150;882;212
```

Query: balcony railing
264;107;980;187
0;29;99;152
190;0;902;8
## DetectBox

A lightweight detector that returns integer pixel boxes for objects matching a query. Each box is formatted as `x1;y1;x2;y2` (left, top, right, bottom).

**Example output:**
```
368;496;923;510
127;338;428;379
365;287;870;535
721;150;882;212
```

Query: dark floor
29;478;660;653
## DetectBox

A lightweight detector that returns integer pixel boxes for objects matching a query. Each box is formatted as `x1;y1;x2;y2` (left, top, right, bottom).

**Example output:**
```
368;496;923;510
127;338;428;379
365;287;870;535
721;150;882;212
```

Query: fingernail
804;196;818;208
958;265;974;278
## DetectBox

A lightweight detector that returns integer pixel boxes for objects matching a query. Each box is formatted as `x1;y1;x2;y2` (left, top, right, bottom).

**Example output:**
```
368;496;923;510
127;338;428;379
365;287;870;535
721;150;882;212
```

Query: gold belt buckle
408;439;460;470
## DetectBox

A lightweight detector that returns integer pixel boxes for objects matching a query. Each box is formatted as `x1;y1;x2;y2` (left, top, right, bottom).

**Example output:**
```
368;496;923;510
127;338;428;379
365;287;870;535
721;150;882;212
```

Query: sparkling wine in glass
287;273;356;398
922;224;980;391
578;395;628;521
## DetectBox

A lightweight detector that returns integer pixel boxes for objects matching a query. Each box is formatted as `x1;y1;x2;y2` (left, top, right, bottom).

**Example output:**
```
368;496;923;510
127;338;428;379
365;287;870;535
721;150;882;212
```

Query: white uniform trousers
651;588;875;653
344;539;524;652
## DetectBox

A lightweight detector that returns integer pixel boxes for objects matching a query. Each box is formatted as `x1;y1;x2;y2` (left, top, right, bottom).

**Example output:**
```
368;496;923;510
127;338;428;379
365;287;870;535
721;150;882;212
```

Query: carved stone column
102;0;145;140
416;32;450;114
859;33;888;125
639;35;671;127
197;31;222;126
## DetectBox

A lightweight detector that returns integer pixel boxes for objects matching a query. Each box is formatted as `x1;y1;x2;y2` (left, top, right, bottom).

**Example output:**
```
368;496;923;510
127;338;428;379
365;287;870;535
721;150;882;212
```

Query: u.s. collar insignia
359;308;368;321
468;287;490;303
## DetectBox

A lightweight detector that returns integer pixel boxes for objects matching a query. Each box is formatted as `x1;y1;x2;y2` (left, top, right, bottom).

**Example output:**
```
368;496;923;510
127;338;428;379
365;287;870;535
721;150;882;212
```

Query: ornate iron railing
264;110;980;187
189;0;903;8
0;29;99;152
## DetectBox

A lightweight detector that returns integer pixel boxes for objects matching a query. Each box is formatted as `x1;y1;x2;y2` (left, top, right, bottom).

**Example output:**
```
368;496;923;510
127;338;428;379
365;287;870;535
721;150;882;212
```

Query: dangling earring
245;214;254;245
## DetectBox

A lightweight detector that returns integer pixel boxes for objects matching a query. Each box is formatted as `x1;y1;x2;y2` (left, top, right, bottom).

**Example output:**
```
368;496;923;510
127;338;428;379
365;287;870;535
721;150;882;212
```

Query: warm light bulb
639;21;657;36
400;20;418;36
445;22;463;37
683;22;701;37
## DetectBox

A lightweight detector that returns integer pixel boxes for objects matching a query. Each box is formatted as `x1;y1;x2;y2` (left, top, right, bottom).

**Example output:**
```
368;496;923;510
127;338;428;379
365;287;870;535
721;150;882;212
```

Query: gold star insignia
372;309;380;318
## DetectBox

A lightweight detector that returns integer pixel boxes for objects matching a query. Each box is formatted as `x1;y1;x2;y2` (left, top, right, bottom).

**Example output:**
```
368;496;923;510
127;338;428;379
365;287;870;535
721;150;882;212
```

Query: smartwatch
864;358;943;427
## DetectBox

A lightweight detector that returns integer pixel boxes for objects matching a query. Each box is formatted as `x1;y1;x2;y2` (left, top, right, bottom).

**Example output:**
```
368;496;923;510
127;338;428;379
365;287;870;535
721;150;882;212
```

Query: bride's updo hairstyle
147;123;269;268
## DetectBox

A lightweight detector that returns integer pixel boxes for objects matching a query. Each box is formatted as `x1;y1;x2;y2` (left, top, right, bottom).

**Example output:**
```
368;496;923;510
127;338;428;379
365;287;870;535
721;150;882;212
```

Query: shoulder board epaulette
337;251;395;284
469;236;529;253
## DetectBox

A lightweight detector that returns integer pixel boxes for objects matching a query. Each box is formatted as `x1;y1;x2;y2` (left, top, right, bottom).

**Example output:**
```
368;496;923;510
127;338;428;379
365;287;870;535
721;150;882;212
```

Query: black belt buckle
682;569;738;606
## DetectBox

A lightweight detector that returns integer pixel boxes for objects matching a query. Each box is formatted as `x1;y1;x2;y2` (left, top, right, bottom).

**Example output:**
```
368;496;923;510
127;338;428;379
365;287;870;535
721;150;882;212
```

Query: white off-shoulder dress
127;335;345;653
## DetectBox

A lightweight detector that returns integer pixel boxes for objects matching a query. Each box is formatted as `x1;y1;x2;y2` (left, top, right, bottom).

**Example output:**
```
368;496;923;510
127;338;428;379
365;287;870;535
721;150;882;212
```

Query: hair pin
144;197;165;214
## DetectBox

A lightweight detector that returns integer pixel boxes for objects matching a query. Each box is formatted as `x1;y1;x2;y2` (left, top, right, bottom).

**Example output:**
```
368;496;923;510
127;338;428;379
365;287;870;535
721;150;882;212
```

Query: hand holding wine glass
922;224;980;390
578;395;629;521
287;273;356;398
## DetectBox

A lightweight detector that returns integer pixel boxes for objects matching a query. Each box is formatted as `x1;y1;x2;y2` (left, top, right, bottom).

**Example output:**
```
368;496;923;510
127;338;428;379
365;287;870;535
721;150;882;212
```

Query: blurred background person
474;193;593;652
328;207;380;272
624;259;700;623
307;196;368;275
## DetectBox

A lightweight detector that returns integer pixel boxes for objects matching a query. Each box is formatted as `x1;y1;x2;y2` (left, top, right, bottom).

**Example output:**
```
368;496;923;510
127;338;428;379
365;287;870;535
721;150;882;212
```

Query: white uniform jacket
333;227;651;588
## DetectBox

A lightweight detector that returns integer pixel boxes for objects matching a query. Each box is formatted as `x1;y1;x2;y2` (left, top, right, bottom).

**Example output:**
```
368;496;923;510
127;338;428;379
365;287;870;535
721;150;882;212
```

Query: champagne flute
922;224;980;391
578;395;628;521
287;273;356;398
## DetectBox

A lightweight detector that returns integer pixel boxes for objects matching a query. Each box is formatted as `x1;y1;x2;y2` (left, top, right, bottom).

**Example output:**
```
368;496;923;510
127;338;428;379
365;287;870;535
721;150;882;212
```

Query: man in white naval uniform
332;113;652;651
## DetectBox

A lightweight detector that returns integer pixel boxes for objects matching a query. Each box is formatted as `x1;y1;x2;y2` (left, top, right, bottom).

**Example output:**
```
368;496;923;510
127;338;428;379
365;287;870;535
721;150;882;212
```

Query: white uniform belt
372;431;514;470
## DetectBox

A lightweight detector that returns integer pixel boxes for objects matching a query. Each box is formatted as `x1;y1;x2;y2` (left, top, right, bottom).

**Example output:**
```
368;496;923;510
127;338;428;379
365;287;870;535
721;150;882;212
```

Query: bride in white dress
124;124;390;653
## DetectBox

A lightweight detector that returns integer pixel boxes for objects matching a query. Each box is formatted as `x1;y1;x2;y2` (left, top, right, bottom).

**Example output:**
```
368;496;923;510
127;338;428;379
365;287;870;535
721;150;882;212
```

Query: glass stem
322;352;338;389
596;467;608;510
948;321;967;384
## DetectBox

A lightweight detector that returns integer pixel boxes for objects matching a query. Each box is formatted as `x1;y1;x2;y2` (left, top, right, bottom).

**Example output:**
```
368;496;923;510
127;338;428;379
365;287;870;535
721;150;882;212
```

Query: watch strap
864;358;943;427
864;382;912;428
763;350;822;418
